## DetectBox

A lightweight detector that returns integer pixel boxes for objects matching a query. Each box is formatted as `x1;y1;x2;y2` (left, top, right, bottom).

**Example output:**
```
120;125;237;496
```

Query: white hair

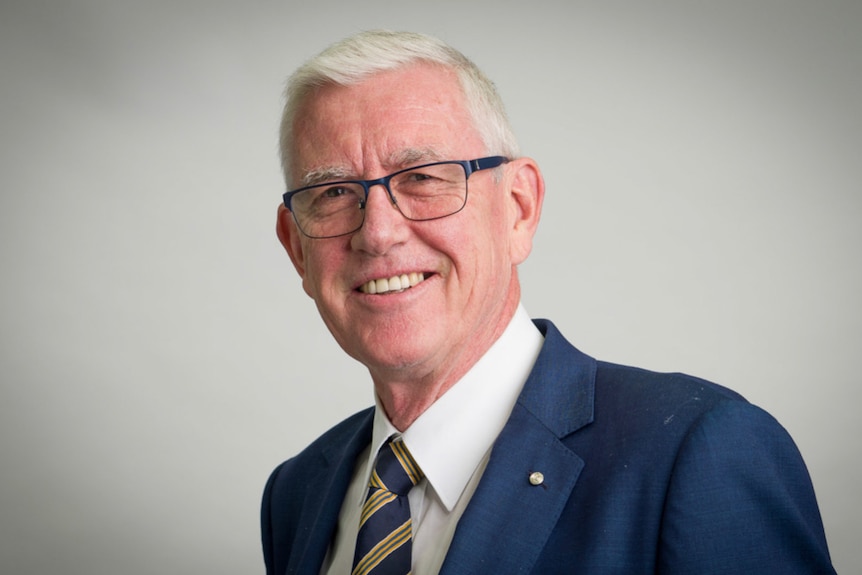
279;30;520;187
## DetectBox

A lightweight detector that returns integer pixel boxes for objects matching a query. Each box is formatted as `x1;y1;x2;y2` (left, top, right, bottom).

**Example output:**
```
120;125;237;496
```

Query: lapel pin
529;471;545;486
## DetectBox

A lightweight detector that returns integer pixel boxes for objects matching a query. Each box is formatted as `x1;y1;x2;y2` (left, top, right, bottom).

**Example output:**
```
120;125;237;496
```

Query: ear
505;157;545;265
276;204;310;286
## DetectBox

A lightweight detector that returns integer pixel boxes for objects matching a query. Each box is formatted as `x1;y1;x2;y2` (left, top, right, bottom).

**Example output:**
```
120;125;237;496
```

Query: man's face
279;63;539;389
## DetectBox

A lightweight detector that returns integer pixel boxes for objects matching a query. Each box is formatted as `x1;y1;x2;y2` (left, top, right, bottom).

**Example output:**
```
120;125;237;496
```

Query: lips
358;272;426;294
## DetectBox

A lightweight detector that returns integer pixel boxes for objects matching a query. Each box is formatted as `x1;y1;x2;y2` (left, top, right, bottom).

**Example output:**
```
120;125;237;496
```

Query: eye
322;186;350;198
403;170;438;184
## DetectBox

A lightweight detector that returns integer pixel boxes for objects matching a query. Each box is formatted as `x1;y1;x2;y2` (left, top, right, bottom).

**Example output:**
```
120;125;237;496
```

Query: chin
358;341;434;374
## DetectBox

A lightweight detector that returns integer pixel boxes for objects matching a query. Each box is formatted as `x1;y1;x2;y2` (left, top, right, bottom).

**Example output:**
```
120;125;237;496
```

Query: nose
350;182;409;254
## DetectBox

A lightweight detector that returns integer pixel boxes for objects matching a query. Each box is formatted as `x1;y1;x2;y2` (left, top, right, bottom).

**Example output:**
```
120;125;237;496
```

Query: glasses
283;156;509;239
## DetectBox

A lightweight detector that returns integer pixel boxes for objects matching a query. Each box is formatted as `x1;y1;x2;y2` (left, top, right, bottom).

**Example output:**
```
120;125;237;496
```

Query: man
262;30;834;574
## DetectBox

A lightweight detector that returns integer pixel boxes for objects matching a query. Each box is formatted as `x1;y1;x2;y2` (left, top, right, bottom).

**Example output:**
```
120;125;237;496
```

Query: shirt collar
362;305;544;511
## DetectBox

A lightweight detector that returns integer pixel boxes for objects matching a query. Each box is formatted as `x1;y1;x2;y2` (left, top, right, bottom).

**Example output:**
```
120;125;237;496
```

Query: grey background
1;1;859;573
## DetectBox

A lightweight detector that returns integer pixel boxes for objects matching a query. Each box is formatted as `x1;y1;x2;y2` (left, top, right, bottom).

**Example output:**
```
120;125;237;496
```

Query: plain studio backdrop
1;1;859;573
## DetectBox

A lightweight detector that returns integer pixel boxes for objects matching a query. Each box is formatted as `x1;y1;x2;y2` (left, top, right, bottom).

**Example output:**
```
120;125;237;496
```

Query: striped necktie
352;439;424;575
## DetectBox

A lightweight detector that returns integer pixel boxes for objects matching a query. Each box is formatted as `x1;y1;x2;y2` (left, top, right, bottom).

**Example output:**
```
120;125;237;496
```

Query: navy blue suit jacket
262;320;834;573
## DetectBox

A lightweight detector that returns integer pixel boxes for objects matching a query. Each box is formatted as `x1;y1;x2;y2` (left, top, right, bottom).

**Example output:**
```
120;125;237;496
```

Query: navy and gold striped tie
352;440;424;575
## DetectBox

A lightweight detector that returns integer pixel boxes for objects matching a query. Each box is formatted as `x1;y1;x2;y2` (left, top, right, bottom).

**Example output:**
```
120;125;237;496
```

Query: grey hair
279;30;520;187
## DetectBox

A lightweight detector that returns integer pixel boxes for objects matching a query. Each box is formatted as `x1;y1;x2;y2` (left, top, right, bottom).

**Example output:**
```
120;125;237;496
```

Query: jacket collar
518;318;596;436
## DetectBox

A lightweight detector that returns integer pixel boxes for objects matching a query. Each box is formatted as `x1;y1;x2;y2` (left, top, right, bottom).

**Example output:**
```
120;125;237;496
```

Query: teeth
360;272;425;294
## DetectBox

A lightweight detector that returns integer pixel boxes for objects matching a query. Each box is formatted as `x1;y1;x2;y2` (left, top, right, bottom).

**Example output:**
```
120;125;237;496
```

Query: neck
371;283;521;431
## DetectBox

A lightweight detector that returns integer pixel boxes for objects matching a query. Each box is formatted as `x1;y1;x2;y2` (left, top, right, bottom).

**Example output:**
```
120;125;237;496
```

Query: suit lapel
440;320;596;574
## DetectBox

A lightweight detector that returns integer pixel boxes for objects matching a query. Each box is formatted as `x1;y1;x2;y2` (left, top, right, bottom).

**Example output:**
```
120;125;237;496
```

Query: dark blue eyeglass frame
283;156;509;238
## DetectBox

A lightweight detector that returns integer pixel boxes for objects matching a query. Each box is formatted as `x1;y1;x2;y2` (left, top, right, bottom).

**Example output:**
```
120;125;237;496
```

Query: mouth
358;272;427;295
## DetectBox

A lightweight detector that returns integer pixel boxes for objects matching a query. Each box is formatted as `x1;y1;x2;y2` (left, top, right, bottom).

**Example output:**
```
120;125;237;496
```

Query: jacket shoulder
273;407;374;479
261;407;373;575
582;359;758;459
595;360;747;417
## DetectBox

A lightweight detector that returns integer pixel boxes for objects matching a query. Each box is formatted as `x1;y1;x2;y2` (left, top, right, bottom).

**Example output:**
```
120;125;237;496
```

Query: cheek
446;209;509;285
297;244;330;300
303;244;352;308
480;196;513;257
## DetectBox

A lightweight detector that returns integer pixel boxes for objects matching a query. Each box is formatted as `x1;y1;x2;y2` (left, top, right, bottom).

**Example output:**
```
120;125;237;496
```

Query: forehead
290;63;484;182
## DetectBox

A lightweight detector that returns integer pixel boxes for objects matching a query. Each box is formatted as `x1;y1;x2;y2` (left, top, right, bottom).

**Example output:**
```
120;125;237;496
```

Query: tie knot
370;440;423;496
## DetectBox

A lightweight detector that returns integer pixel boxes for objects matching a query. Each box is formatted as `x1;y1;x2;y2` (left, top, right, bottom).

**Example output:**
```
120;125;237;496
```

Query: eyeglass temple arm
468;156;509;175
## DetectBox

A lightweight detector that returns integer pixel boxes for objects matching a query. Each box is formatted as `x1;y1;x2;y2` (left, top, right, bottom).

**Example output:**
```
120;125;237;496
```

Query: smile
359;272;426;295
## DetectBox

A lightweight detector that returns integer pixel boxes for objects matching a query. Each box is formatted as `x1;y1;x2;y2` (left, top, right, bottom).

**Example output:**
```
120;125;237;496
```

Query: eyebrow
389;147;446;167
297;147;449;188
299;166;354;188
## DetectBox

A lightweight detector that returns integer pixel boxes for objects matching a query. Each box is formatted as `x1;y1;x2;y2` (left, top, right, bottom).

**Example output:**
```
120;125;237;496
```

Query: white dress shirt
322;305;544;574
